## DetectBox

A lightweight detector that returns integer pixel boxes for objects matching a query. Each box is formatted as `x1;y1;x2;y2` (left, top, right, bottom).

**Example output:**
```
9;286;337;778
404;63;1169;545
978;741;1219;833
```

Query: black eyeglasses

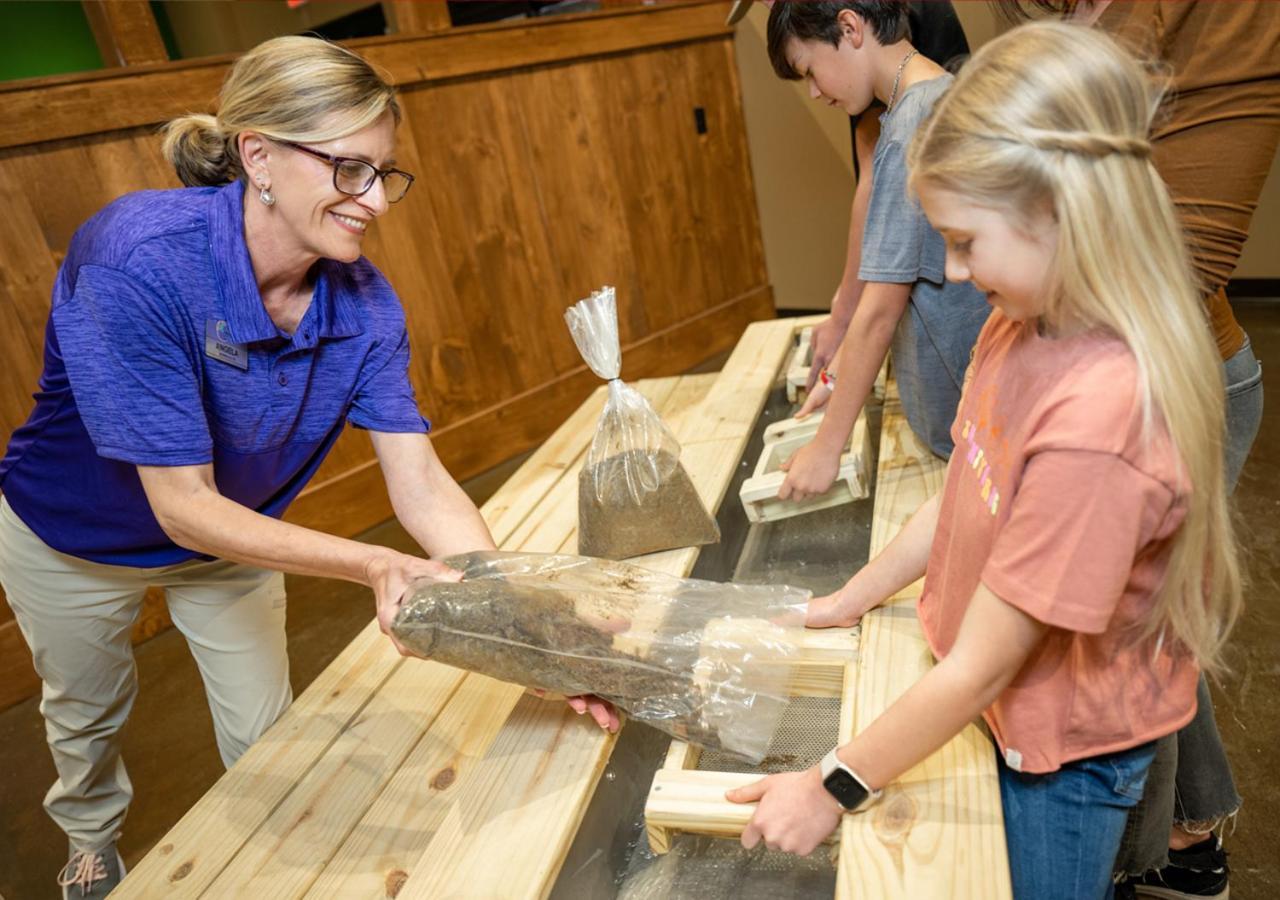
274;139;415;203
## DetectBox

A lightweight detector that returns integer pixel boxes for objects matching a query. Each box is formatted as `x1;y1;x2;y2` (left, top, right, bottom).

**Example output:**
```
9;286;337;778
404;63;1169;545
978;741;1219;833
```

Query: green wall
0;1;104;82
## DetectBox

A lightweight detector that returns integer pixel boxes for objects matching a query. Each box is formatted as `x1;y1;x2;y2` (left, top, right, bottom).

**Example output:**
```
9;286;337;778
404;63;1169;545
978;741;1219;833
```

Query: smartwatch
820;748;881;812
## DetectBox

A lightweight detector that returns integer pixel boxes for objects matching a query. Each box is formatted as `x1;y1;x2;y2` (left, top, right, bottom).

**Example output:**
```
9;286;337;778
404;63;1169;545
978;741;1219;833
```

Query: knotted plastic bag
566;286;720;559
392;551;809;763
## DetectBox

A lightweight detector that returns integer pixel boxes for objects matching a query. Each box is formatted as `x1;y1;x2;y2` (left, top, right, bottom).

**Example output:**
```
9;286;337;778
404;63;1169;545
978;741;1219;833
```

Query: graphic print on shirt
960;418;1001;516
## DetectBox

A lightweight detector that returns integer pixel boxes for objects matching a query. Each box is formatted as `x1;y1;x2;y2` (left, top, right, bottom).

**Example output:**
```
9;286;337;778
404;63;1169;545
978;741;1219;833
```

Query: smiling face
917;184;1059;324
246;110;398;265
783;11;877;115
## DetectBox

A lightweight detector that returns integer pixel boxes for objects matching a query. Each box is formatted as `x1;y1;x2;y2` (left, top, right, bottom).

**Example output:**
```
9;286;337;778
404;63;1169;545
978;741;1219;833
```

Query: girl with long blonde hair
726;21;1242;898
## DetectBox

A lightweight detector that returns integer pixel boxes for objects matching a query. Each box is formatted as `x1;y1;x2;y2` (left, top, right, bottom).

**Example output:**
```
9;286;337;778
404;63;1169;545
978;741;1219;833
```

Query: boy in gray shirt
765;0;989;501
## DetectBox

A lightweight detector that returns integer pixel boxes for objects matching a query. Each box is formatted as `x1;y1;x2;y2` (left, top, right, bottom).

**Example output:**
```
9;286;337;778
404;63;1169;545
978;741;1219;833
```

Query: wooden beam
835;384;1011;899
81;0;169;68
0;2;731;151
385;0;453;34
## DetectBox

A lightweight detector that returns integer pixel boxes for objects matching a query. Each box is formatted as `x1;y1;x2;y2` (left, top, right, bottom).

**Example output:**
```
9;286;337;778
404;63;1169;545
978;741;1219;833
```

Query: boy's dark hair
767;1;911;80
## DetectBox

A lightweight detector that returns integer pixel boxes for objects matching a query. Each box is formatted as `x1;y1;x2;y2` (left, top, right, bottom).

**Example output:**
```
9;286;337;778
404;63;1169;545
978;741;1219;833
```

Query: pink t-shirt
919;311;1200;774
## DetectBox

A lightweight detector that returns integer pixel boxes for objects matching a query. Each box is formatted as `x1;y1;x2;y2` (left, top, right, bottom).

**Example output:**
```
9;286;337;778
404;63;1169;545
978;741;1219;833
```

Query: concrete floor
3;307;1279;899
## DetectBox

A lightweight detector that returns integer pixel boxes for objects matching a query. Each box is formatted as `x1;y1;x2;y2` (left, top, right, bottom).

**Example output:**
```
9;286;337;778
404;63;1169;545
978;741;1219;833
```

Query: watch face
823;767;870;810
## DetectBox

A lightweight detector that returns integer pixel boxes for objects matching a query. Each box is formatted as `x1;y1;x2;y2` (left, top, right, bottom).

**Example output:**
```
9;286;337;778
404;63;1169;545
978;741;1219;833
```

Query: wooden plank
199;662;474;896
385;0;453;34
384;331;795;897
0;3;731;151
392;695;620;900
645;769;763;853
114;623;402;896
81;0;168;67
835;387;1011;900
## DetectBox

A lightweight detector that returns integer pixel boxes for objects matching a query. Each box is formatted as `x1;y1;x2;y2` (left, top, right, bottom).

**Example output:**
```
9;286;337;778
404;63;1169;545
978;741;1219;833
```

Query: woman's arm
137;462;462;654
728;582;1047;855
371;430;496;559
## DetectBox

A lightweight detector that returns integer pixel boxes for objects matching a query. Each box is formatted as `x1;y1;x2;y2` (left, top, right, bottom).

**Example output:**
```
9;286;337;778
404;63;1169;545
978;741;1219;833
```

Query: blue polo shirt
0;180;429;567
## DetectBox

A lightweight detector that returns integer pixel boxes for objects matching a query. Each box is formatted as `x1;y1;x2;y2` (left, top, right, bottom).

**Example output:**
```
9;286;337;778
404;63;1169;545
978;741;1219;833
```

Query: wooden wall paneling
0;163;55;433
400;81;558;414
81;0;170;68
600;48;708;339
512;60;644;343
0;4;731;152
384;0;454;34
681;39;769;304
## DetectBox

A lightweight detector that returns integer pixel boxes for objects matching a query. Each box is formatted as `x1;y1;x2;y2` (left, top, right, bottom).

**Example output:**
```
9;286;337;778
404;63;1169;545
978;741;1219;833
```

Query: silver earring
259;186;275;207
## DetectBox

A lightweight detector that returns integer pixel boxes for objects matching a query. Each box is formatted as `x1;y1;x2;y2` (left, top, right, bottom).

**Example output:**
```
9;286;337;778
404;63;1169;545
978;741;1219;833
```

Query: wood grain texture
0;3;732;151
836;387;1011;900
81;0;169;67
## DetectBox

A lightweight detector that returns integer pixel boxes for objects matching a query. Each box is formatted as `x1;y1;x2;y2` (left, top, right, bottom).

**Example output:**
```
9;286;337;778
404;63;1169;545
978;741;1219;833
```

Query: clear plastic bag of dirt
566;286;720;559
391;551;810;763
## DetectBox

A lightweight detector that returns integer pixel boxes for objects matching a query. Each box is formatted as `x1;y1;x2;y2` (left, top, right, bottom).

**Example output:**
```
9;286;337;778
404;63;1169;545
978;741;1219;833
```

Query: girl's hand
806;582;876;629
366;550;464;656
778;441;840;501
726;767;842;855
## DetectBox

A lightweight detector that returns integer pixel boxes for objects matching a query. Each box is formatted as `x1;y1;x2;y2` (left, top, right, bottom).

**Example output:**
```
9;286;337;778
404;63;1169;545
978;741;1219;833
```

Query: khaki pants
0;496;291;852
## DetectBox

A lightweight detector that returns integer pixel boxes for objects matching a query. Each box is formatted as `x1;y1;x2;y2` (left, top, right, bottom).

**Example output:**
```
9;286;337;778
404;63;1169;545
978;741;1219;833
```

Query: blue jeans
1000;741;1157;900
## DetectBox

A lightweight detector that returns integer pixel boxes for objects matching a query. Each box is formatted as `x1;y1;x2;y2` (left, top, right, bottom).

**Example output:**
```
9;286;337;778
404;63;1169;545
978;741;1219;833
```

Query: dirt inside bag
391;551;809;763
566;286;720;559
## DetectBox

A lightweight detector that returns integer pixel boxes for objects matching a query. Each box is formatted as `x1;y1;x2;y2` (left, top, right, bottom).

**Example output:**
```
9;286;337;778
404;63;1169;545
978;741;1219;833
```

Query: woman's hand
365;549;463;656
567;695;621;732
778;440;841;501
726;767;842;855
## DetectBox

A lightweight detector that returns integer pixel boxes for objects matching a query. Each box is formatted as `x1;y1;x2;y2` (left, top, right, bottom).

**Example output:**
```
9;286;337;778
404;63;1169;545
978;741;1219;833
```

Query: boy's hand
778;441;840;501
805;316;849;392
795;380;831;419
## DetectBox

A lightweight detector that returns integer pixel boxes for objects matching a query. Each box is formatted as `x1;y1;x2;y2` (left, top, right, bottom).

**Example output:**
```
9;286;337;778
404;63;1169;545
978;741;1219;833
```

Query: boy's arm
729;582;1046;855
779;280;910;501
808;115;882;391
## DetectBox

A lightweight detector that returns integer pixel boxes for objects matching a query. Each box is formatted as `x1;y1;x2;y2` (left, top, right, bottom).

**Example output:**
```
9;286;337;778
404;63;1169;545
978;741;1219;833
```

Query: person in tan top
727;22;1243;899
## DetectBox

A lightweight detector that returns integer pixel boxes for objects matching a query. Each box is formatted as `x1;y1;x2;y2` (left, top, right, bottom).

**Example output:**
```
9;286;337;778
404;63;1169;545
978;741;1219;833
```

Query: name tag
205;319;249;371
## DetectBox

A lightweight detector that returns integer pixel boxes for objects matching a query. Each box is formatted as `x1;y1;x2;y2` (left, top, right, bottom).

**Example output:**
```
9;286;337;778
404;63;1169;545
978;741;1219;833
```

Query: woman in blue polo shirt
0;36;498;898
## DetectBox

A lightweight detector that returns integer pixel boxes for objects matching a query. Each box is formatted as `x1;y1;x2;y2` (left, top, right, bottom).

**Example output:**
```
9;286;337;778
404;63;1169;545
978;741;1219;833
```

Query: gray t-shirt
859;74;989;459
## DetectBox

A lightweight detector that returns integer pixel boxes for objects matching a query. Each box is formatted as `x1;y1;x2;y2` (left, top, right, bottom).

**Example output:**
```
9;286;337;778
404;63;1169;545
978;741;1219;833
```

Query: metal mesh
695;694;843;775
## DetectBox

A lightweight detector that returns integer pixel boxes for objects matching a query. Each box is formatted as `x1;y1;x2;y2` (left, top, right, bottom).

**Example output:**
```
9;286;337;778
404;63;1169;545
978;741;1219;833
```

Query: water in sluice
549;381;881;900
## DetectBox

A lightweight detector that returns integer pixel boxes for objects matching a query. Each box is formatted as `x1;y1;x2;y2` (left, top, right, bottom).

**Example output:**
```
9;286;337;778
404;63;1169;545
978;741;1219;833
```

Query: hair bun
161;113;235;187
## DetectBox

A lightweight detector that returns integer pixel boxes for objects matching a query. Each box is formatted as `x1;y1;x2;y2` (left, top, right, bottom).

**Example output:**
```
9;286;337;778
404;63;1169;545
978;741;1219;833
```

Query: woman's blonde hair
908;21;1242;673
162;35;400;187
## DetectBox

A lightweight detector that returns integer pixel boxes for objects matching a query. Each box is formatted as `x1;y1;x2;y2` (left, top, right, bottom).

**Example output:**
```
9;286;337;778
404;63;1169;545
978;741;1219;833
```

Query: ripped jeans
1116;336;1261;874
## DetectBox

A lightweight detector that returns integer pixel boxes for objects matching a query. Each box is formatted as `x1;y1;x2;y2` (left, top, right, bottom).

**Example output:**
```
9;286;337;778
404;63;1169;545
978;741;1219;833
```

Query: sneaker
1129;834;1229;899
57;842;127;899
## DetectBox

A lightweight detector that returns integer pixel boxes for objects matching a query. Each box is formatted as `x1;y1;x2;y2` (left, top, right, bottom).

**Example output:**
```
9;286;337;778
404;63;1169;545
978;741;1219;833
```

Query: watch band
819;748;881;812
